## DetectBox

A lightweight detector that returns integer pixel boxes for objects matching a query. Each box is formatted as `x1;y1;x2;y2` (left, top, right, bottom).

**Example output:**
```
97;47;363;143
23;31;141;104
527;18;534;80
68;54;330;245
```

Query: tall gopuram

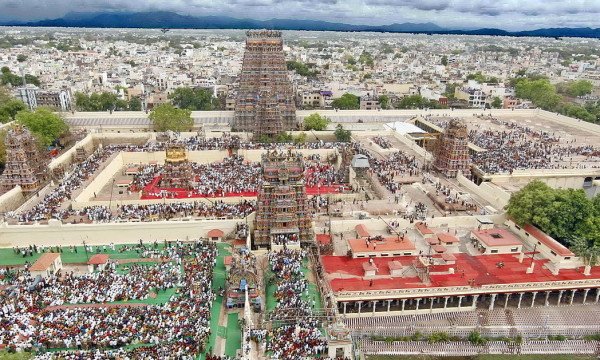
253;150;312;248
433;118;470;178
0;125;45;193
233;30;296;138
159;144;194;190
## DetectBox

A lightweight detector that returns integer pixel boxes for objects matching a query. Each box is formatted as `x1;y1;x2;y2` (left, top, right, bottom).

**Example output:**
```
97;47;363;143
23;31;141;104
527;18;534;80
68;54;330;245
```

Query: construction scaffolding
253;150;312;248
433;118;470;178
0;125;46;193
233;30;296;138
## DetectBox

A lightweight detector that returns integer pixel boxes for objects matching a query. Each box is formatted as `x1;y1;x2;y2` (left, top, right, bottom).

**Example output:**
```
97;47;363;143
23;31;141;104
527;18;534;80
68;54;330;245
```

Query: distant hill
3;11;600;38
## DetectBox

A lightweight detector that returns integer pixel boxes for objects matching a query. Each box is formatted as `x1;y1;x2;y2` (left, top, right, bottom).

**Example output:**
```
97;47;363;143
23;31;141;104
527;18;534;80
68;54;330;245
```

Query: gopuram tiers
233;30;296;138
0;125;46;193
253;150;312;248
159;144;194;190
433;118;471;178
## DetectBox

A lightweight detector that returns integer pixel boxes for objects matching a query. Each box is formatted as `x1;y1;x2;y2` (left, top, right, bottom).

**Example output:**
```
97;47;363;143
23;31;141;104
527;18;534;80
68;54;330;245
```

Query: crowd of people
266;249;326;359
0;240;217;359
426;116;600;174
372;136;392;149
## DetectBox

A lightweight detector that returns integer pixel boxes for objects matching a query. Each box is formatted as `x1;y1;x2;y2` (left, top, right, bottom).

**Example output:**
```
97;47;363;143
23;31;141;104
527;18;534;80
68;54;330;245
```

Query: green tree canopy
557;80;594;97
396;95;444;109
303;113;331;131
0;66;40;87
128;97;142;111
491;96;503;109
441;55;448;66
334;124;352;142
507;180;599;245
466;72;498;84
16;108;69;146
331;93;360;110
168;87;216;111
16;54;27;63
149;104;193;132
286;60;318;78
75;91;141;111
378;95;391;109
0;97;27;123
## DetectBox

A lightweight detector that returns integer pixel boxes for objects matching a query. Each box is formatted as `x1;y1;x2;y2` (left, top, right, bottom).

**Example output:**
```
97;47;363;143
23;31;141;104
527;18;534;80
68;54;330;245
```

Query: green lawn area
365;355;597;360
0;243;170;266
200;242;231;360
224;312;242;357
0;351;33;360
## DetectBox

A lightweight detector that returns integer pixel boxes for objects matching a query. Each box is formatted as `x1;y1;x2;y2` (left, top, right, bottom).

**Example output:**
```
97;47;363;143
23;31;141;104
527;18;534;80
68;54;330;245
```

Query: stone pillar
444;297;449;309
430;298;434;311
489;293;497;311
531;292;537;308
504;293;510;309
387;300;392;312
458;296;463;308
372;301;376;315
544;291;550;306
570;289;576;305
358;301;362;314
596;289;600;303
473;295;479;309
415;298;421;311
517;292;524;309
343;302;348;314
401;299;406;312
557;290;564;305
583;289;590;304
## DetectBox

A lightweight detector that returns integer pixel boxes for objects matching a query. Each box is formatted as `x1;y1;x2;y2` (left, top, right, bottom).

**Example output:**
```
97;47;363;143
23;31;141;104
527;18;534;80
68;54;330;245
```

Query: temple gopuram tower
233;30;296;138
253;150;312;248
433;118;470;178
159;144;194;190
0;125;45;193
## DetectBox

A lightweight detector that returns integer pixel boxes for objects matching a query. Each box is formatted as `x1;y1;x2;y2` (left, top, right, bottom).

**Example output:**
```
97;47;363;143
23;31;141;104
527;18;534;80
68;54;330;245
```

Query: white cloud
0;0;598;30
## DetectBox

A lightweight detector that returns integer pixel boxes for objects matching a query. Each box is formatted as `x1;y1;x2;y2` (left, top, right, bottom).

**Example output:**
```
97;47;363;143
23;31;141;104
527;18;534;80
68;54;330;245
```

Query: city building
233;30;296;137
15;85;72;111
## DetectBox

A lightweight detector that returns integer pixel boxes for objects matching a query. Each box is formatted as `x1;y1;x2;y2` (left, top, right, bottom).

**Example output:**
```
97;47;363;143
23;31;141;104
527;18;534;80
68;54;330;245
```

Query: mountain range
3;11;600;38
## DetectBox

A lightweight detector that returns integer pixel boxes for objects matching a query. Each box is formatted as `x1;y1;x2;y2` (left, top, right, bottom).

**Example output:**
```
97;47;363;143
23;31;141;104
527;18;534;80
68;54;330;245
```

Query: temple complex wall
0;185;25;213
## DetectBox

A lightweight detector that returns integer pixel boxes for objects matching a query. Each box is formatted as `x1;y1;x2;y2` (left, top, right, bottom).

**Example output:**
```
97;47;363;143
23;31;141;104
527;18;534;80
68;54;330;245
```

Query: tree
557;80;594;97
331;93;359;110
444;83;459;100
441;55;448;66
275;132;293;143
491;96;503;109
128;97;142;111
358;51;374;67
0;99;26;123
303;113;330;131
378;95;391;109
507;180;597;243
293;132;307;144
334;124;351;142
286;60;317;78
468;331;487;345
16;54;27;63
16;108;69;146
149;104;193;132
169;87;216;111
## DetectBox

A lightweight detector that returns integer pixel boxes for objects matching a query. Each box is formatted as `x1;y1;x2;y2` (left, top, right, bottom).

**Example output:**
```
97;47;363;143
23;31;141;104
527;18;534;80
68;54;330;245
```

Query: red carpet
139;176;345;199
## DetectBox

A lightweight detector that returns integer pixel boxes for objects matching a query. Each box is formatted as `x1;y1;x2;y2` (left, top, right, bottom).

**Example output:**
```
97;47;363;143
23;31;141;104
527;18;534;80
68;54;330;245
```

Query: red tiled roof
416;222;434;235
472;229;522;247
437;233;459;243
432;244;447;253
348;237;416;253
207;229;224;238
316;234;332;245
87;254;109;265
116;179;132;185
30;253;60;271
441;253;457;261
524;224;574;257
354;224;370;238
426;238;439;245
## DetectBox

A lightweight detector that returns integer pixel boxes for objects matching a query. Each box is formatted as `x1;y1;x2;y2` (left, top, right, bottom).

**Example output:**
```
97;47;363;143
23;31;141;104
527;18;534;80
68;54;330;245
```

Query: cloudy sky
1;0;599;30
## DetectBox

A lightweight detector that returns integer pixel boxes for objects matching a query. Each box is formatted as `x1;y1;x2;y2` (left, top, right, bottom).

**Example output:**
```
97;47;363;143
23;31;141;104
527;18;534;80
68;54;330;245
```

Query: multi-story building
15;85;72;111
233;30;296;137
253;150;312;248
